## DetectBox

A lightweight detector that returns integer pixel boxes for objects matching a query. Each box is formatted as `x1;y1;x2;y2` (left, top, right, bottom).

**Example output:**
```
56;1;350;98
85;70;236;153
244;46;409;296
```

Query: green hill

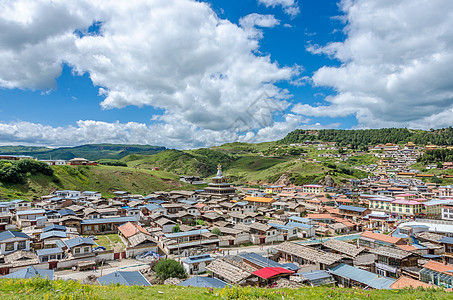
0;278;451;300
0;164;193;200
280;127;453;147
124;143;369;186
0;144;167;160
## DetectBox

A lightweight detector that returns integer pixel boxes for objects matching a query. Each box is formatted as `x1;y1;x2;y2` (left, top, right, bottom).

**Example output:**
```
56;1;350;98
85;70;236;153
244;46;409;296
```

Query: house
53;190;82;199
242;196;275;207
328;263;395;289
118;222;157;258
229;212;255;225
438;236;453;264
285;221;315;238
182;254;215;275
161;229;219;255
419;260;453;288
206;258;253;285
97;271;151;286
276;242;344;271
268;223;298;241
67;158;97;166
370;246;419;278
358;231;406;248
0;265;54;279
299;270;336;287
0;231;31;255
15;209;46;227
179;276;228;288
321;239;366;259
79;216;138;234
303;185;324;194
64;237;97;257
8;199;32;211
155;217;177;233
252;267;294;286
36;247;64;263
337;205;371;218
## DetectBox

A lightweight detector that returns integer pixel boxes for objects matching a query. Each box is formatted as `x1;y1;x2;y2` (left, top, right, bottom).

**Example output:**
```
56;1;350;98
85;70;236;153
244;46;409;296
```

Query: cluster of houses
0;163;453;291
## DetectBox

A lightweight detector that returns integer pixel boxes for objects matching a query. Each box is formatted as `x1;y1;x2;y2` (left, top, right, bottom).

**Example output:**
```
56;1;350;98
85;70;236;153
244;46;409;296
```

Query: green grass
0;278;451;300
0;165;193;200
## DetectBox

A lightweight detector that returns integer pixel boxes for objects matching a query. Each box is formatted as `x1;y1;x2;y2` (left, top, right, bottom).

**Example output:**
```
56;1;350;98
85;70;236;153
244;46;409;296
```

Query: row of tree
280;127;453;147
0;159;54;184
417;149;453;164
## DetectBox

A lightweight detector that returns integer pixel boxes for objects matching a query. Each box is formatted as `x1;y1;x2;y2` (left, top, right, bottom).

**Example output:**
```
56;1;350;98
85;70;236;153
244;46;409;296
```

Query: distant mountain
0;144;167;161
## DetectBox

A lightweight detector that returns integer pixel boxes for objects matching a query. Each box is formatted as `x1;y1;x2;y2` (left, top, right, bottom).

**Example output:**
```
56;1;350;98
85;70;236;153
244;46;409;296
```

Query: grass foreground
0;278;451;300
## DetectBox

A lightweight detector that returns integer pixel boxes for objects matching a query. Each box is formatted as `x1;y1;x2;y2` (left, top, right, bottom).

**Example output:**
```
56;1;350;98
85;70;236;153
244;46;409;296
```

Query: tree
171;224;180;233
211;228;222;236
153;259;187;282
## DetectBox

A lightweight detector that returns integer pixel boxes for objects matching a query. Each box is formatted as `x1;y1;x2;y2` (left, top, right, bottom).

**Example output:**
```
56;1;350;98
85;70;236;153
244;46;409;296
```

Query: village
1;146;453;291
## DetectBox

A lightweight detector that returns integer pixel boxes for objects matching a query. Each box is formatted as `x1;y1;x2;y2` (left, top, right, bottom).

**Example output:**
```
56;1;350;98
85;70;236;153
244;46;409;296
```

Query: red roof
252;267;294;279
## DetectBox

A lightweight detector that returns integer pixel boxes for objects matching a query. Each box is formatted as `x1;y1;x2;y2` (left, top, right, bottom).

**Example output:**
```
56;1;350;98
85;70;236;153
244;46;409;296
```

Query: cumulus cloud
0;117;321;148
299;0;453;129
258;0;300;17
0;0;303;147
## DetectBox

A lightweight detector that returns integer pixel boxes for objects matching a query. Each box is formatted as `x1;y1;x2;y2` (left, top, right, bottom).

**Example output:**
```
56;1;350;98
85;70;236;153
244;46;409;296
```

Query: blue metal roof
81;216;137;225
328;264;395;289
58;209;76;217
439;237;453;244
43;224;66;232
64;237;97;249
337;205;368;213
179;276;227;288
183;254;215;264
164;229;209;238
268;223;294;231
36;247;63;256
286;221;313;229
301;270;333;281
40;230;67;240
238;252;283;269
288;216;311;224
98;271;151;286
140;204;164;211
0;230;31;241
1;266;54;279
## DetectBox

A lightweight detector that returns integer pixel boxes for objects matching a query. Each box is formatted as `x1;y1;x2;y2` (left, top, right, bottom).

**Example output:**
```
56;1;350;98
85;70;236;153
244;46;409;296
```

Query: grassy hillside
0;144;166;160
0;165;193;200
124;143;370;186
0;278;451;300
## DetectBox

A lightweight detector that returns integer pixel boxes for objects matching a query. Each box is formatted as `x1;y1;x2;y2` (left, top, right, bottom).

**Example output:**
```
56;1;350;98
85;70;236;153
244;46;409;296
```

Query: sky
0;0;452;149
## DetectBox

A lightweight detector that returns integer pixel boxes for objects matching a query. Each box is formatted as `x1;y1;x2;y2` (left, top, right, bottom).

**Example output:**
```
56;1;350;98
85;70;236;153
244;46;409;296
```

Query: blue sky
0;0;452;148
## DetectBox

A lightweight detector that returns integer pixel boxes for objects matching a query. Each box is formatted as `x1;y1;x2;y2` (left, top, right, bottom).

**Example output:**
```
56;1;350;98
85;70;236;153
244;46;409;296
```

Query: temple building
203;164;236;197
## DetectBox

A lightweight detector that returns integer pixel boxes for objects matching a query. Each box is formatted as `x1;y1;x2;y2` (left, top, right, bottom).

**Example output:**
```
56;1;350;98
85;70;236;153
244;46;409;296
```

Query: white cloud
0;0;303;147
300;0;453;129
239;13;280;29
0;117;324;148
258;0;300;17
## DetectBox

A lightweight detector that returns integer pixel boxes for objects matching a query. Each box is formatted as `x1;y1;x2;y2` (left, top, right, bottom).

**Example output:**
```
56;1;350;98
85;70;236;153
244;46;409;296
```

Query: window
74;248;81;254
94;225;99;231
42;256;49;262
18;241;26;250
84;247;90;253
5;243;14;251
293;229;297;234
50;255;56;260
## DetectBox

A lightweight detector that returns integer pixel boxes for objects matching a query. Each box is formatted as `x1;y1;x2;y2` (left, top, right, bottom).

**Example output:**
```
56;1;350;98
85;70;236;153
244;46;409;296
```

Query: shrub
153;259;187;282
